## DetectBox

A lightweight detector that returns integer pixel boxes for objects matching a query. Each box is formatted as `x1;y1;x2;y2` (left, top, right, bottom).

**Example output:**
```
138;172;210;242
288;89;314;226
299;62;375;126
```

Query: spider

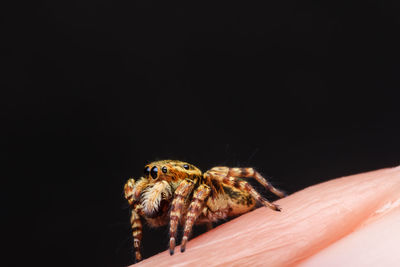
124;160;285;262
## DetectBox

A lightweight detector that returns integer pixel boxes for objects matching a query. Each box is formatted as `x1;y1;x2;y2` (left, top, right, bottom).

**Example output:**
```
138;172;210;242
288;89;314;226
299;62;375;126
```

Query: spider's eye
162;166;168;173
144;166;150;176
183;164;189;170
150;166;158;179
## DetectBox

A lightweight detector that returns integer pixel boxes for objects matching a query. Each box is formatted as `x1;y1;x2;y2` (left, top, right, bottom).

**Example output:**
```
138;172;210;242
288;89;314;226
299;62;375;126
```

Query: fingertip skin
299;203;400;266
131;166;400;267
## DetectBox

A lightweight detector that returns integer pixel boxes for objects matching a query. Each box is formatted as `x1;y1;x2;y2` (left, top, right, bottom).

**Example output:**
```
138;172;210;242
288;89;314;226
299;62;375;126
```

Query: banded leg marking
206;167;282;212
228;167;286;198
124;177;148;205
124;178;147;262
169;178;196;255
180;184;211;253
223;175;281;211
130;205;143;262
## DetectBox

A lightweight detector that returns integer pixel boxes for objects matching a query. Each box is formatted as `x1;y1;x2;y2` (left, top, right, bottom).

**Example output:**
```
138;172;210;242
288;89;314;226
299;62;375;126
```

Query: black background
3;1;400;266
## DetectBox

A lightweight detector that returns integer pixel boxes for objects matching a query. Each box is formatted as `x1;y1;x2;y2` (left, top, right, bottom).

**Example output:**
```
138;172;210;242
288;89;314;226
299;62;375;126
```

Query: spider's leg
228;168;286;198
206;168;281;211
124;178;147;262
124;177;148;205
169;178;196;255
180;184;211;253
226;175;281;211
130;204;143;262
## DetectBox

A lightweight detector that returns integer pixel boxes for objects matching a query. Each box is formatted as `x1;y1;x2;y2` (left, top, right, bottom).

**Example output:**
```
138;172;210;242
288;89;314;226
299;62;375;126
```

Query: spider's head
143;160;202;182
140;160;202;218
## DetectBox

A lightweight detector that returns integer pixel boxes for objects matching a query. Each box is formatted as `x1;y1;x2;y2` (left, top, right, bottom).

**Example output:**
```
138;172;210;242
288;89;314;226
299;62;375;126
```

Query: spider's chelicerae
124;160;285;262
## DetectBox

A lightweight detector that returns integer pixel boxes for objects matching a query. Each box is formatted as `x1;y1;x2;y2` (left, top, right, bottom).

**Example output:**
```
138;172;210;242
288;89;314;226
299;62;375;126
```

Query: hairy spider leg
180;184;211;253
206;167;281;211
124;178;136;204
130;205;143;262
124;178;148;262
169;178;196;255
227;167;287;198
124;178;148;205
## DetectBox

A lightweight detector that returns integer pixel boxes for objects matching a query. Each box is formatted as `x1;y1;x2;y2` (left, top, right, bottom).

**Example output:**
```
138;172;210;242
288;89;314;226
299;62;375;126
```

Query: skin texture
131;166;400;266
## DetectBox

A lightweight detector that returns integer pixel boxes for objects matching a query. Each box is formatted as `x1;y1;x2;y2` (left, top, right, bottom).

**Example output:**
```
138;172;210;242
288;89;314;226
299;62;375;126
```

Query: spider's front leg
180;184;211;253
124;178;147;262
129;205;143;262
169;178;196;255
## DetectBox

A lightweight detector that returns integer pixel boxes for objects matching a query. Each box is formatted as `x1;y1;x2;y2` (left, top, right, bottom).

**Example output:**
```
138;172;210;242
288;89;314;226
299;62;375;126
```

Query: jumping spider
124;160;285;262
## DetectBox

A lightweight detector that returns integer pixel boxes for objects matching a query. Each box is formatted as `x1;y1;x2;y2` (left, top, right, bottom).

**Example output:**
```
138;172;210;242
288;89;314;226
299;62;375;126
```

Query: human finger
133;166;400;266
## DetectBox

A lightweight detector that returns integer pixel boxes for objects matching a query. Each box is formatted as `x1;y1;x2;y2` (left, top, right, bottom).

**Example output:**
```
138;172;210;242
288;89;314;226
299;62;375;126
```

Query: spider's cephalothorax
124;160;286;262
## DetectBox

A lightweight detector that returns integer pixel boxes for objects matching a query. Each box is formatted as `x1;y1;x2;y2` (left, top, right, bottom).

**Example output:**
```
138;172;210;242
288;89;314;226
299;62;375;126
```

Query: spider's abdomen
205;185;256;221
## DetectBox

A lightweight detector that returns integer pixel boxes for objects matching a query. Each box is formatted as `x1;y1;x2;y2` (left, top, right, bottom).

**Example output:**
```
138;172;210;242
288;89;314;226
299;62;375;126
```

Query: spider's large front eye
150;166;158;179
183;164;189;170
144;166;150;176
